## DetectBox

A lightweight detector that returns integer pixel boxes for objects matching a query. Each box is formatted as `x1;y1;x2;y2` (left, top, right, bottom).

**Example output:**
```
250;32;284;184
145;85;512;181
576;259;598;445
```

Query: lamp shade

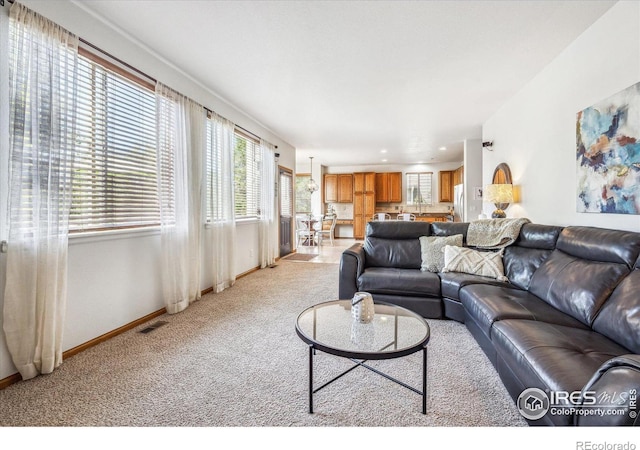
484;184;514;204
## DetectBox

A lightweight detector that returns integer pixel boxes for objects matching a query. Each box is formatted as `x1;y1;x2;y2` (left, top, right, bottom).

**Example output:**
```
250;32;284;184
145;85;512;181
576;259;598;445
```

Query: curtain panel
259;140;278;268
3;2;78;380
155;83;205;314
207;112;237;293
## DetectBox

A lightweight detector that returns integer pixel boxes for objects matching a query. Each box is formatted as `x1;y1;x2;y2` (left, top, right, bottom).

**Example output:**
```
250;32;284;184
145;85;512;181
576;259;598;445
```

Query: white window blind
70;52;158;231
280;172;293;217
234;131;261;218
406;172;433;206
205;118;229;222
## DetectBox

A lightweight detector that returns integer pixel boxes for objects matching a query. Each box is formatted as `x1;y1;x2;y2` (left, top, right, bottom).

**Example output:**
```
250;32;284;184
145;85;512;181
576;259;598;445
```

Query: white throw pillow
442;245;509;282
419;234;463;272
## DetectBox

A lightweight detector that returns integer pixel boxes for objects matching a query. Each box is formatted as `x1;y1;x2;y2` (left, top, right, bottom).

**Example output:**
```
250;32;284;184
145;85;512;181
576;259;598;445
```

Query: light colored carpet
0;260;526;427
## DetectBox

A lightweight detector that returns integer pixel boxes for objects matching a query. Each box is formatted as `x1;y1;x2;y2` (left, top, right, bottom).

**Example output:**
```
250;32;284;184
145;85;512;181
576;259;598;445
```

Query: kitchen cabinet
324;174;338;203
453;166;464;186
353;172;376;239
323;173;353;203
337;174;353;202
439;170;454;203
375;172;402;203
415;216;448;223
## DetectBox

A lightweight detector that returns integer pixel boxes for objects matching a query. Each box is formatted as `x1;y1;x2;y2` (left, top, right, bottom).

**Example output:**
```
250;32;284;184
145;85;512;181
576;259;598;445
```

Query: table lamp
484;184;514;218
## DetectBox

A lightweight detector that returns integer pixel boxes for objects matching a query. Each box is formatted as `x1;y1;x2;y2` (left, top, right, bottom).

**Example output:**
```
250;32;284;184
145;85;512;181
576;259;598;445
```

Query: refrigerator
453;184;464;222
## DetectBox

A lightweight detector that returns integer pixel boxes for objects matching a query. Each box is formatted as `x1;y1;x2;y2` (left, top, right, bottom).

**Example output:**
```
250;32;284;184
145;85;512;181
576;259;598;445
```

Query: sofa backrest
363;221;432;268
592;255;640;353
430;222;470;243
529;226;640;327
503;224;563;290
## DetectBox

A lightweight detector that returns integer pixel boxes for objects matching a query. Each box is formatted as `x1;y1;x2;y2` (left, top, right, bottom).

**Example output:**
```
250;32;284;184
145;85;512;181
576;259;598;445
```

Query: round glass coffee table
295;300;430;414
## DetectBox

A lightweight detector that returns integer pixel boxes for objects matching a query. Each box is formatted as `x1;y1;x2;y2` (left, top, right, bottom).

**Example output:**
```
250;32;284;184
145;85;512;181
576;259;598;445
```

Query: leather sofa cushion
460;285;588;337
358;267;441;297
430;222;470;243
503;246;553;290
592;269;640;353
556;226;640;268
528;249;629;326
513;224;563;249
439;272;509;301
365;220;432;239
364;237;421;269
492;320;628;395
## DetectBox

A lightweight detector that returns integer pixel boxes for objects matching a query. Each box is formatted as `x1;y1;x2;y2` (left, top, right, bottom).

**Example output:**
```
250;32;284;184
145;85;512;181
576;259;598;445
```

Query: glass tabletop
295;300;430;360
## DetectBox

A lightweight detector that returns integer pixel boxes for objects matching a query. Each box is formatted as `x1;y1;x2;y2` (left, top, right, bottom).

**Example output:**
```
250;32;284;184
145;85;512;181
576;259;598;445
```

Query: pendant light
306;156;319;194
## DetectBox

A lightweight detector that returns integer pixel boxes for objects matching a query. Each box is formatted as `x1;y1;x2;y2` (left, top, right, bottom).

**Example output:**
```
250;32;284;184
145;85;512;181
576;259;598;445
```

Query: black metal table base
307;344;428;414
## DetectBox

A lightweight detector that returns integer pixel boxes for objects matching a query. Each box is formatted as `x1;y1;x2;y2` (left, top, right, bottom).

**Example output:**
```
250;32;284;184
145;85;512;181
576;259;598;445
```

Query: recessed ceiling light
381;149;388;153
382;159;388;162
439;146;447;151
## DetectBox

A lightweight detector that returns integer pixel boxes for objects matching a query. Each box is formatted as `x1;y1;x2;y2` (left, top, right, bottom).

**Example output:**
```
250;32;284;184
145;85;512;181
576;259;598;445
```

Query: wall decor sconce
482;141;493;151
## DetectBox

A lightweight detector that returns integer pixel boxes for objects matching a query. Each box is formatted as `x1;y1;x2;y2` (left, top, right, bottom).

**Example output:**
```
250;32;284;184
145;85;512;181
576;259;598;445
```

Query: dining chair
372;213;391;221
296;216;315;246
397;213;416;221
317;215;337;246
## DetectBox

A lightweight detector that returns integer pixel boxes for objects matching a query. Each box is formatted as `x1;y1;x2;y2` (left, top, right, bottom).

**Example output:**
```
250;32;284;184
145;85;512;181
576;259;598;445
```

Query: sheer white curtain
156;83;205;314
259;139;278;268
3;2;78;380
207;112;236;292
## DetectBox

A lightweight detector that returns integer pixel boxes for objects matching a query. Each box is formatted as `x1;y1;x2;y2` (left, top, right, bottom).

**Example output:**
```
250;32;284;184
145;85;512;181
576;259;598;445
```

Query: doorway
279;166;293;257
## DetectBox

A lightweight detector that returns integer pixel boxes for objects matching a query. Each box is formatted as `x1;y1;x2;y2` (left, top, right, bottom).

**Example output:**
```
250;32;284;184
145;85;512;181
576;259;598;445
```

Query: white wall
482;1;640;232
0;0;296;380
463;139;483;221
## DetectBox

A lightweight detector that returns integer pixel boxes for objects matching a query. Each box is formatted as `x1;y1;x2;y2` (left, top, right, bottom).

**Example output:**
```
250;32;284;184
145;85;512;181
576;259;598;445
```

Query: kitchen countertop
377;211;451;217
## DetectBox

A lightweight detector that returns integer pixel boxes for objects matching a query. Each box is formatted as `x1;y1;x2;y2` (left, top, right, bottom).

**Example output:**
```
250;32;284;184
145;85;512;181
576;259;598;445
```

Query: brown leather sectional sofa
339;220;640;426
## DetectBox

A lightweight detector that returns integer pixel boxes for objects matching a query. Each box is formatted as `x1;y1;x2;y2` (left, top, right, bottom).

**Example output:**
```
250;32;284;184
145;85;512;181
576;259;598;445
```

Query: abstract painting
576;81;640;214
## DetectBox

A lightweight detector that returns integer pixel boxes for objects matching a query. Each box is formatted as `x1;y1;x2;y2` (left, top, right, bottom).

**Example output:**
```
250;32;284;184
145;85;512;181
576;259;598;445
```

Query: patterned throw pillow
419;234;463;272
442;245;509;282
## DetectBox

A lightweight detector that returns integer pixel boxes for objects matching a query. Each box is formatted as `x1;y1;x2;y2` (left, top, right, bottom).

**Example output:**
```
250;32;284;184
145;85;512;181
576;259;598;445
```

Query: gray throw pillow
419;234;463;272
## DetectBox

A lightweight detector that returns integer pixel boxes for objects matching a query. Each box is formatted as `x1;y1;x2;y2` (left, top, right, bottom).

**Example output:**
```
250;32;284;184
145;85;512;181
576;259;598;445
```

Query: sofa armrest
339;243;365;300
575;354;640;426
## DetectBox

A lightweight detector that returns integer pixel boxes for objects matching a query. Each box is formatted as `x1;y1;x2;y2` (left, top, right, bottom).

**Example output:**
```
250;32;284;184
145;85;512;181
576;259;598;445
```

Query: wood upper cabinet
337;174;353;202
387;172;402;202
375;173;387;202
375;172;402;203
323;173;353;203
354;171;375;193
453;166;464;186
439;170;454;203
323;174;338;203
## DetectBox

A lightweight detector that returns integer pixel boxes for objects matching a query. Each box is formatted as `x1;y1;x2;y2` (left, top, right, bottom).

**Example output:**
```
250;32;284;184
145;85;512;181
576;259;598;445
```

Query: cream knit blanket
466;218;531;249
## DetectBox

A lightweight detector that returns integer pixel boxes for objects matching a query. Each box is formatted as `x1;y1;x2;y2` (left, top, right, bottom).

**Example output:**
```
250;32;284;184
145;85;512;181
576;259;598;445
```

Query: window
279;171;293;218
406;172;433;206
295;174;312;213
233;131;261;218
70;50;158;232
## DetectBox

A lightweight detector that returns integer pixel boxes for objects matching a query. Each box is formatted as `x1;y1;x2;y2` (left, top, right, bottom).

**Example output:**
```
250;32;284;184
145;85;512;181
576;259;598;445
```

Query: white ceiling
74;0;616;167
